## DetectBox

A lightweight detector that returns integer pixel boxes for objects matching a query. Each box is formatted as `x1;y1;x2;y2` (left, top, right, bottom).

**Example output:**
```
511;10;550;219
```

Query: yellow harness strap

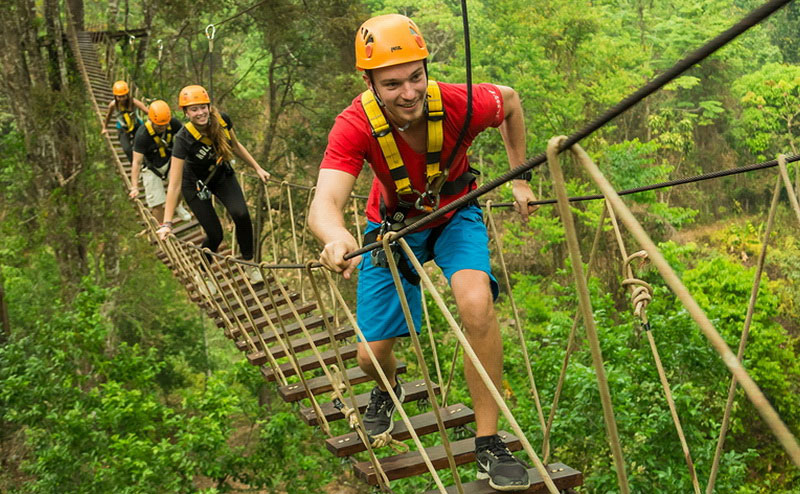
145;120;173;158
185;115;231;147
360;81;444;197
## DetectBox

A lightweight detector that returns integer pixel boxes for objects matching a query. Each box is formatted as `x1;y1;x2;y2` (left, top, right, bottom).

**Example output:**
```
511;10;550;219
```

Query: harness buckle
414;191;440;212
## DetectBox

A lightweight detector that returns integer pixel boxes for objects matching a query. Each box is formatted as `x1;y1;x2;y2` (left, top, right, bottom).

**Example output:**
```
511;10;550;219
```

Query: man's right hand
100;128;108;135
319;237;361;280
128;187;139;199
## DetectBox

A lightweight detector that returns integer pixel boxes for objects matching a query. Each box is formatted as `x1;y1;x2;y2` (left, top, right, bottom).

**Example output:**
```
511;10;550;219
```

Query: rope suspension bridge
63;0;800;492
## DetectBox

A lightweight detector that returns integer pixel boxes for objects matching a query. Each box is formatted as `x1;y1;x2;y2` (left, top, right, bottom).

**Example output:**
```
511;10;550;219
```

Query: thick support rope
484;201;547;435
543;205;606;464
568;142;800;468
547;136;630;493
706;174;782;493
397;238;561;494
607;205;701;493
316;269;450;494
381;234;464;494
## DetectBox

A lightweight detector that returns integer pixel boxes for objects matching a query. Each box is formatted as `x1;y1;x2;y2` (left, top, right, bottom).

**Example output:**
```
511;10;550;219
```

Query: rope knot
622;250;653;324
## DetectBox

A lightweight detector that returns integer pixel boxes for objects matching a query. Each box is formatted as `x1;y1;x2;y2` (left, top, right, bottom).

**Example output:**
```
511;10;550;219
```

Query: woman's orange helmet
178;85;211;108
112;80;129;96
148;100;171;126
355;14;428;71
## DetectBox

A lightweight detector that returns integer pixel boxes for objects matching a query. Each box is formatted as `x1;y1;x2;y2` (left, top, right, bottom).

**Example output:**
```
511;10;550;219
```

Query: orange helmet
355;14;428;71
148;100;171;126
112;80;129;96
178;85;210;108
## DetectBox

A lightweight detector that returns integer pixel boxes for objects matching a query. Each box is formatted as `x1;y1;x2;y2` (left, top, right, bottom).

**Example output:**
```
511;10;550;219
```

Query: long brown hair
203;105;234;163
114;94;132;112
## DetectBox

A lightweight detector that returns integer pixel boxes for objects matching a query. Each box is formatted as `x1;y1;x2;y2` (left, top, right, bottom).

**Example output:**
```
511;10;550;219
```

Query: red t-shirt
320;82;505;227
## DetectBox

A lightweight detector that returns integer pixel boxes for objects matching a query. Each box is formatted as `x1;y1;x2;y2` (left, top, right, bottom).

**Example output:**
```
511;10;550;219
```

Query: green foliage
730;63;800;160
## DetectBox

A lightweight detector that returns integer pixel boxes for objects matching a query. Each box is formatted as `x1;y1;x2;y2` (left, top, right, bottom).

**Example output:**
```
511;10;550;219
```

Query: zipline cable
339;0;792;260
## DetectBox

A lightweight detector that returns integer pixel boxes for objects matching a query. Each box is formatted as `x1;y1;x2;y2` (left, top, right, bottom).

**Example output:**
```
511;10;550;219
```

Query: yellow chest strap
360;81;444;196
145;120;173;158
184;115;231;147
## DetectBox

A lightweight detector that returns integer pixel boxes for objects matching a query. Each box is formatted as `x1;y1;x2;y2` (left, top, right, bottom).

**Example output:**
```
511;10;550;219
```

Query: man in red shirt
309;14;537;491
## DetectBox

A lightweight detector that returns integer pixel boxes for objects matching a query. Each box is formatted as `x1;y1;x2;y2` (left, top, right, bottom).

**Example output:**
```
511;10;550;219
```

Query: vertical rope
264;181;279;263
421;285;445;391
706;174;783;492
777;154;800;225
485;201;547;436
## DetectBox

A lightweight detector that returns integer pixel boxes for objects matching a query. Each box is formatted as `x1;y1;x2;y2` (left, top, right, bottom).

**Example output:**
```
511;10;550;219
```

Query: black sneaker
475;434;530;492
363;378;405;437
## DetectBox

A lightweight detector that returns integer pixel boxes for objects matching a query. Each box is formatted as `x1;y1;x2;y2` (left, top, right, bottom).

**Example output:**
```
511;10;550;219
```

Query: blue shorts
356;205;499;342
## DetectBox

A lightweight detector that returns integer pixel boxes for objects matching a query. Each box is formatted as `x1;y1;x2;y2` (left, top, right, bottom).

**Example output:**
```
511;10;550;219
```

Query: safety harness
361;80;478;284
184;114;232;200
116;101;139;134
143;120;174;179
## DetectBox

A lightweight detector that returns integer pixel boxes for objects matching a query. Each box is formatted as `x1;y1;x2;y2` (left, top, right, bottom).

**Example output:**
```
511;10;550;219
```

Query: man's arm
497;85;538;220
308;168;360;279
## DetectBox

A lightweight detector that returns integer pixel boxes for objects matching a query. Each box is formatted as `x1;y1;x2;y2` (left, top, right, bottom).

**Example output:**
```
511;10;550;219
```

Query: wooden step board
354;430;520;485
301;379;438;426
208;288;300;321
232;315;340;350
234;314;333;349
261;343;359;381
326;403;475;457
422;463;583;493
278;362;408;402
220;301;317;337
242;322;352;362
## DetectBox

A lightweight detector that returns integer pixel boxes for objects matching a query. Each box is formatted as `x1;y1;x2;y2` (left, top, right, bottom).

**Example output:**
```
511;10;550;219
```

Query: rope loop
622;250;653;323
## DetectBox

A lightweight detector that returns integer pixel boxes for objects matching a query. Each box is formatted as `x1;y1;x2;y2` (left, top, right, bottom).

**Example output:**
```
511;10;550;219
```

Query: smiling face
365;60;427;129
184;104;210;127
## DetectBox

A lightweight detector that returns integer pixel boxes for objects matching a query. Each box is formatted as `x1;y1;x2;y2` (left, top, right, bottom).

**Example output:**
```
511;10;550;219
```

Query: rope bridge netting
64;0;800;492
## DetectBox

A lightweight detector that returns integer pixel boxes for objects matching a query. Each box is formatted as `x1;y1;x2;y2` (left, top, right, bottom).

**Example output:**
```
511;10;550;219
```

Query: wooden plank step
234;314;335;350
300;379;439;426
221;301;317;337
208;287;299;320
422;463;583;493
260;342;358;381
355;430;520;485
248;325;354;363
326;403;475;457
220;301;317;338
278;362;407;402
